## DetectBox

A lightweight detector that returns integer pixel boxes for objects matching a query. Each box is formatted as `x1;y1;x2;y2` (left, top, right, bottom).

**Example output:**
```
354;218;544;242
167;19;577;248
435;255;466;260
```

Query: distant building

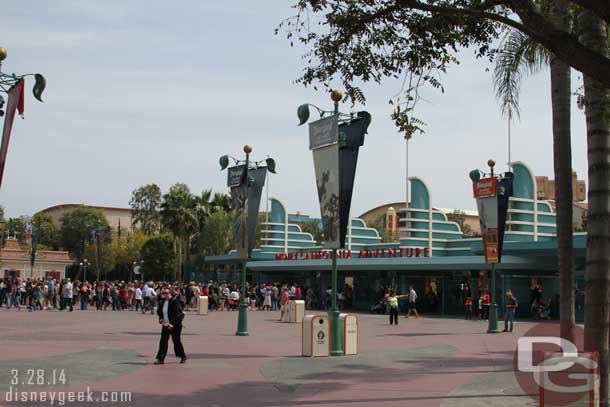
573;202;588;231
359;202;407;228
435;208;481;237
1;238;72;280
536;172;586;202
37;204;134;232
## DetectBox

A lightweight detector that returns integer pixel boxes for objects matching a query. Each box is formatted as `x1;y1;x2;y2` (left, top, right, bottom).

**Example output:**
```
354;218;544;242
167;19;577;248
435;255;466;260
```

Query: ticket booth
302;314;330;357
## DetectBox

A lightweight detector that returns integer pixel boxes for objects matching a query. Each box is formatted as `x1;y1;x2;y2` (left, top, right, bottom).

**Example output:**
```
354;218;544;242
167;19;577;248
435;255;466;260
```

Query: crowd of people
0;277;347;316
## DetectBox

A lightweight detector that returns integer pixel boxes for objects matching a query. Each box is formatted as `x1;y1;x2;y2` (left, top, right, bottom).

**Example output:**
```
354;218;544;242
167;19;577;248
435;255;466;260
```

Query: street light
298;90;371;356
80;259;90;282
219;146;276;336
133;260;143;282
92;227;108;281
0;47;46;190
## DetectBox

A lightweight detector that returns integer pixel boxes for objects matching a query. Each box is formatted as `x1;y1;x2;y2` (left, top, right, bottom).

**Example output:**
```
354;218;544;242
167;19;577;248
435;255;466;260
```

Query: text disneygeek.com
5;386;132;406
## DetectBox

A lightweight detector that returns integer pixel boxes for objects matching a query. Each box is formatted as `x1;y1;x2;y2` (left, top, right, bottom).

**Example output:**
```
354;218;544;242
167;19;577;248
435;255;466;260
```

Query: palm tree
493;0;575;342
579;9;610;407
211;192;232;213
160;183;198;281
193;189;213;253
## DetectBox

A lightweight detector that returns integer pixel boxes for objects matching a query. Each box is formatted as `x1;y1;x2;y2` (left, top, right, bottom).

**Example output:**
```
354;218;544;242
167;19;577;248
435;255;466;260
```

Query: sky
0;1;588;219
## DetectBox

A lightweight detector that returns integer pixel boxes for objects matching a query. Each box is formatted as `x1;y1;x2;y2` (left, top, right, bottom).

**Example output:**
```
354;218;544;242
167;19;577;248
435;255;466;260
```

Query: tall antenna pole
265;155;270;224
405;135;410;238
507;110;512;172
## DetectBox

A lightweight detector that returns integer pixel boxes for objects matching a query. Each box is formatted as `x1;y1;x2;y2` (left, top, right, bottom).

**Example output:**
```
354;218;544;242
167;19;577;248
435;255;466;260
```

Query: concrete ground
0;307;546;407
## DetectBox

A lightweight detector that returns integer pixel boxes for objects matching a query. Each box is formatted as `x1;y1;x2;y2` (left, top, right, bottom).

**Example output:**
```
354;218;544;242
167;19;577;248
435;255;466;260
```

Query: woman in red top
119;286;129;310
481;290;491;320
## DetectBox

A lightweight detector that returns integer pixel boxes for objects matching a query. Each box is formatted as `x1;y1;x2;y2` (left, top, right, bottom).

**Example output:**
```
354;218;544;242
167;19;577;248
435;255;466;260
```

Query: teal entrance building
201;162;586;320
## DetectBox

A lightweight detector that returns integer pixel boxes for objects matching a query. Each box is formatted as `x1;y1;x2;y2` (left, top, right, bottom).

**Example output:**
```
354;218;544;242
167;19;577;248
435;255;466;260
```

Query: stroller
369;298;387;314
532;299;551;320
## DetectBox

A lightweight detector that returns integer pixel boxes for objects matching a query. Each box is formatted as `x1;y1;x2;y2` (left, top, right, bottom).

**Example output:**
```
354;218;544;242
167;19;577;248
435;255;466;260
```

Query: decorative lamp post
298;91;371;356
0;47;46;190
133;260;143;282
469;159;513;334
219;146;276;336
92;227;108;281
80;259;90;282
26;224;39;278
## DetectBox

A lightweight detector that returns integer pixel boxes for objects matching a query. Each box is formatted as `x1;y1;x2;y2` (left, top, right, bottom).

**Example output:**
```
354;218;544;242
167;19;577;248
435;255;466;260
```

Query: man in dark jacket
154;287;187;365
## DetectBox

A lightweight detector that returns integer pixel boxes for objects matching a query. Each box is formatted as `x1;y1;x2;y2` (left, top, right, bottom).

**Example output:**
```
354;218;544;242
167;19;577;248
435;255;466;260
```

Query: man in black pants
154;287;187;365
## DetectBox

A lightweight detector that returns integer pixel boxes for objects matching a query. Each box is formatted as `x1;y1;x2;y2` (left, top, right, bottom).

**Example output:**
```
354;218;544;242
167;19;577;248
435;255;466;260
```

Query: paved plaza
0;308;543;407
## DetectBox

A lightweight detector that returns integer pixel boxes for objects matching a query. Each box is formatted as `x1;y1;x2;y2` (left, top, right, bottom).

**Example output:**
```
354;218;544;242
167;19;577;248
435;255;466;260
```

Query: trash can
302;314;330;357
339;313;358;355
198;296;208;316
289;300;305;323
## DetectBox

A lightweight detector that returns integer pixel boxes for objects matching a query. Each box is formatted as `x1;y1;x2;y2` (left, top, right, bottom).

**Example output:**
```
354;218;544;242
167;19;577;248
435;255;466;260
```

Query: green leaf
469;170;481;183
357;111;372;133
33;73;46;102
219;155;229;170
265;157;277;174
297;103;310;125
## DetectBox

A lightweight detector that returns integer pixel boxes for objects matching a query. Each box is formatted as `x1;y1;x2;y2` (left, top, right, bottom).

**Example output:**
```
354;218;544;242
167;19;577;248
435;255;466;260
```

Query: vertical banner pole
330;247;343;356
236;151;250;337
487;262;500;333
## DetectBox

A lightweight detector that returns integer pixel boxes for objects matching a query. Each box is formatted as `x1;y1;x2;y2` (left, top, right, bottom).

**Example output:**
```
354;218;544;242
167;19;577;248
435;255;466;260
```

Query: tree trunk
580;10;610;407
550;0;575;343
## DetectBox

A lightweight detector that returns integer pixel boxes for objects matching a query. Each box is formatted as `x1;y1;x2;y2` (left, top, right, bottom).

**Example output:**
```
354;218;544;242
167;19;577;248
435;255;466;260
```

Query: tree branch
511;0;610;87
396;0;534;36
567;0;610;24
394;0;610;87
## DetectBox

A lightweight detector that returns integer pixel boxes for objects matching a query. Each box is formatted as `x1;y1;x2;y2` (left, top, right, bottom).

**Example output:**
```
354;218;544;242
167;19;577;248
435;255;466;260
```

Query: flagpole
507;110;512;172
405;135;409;238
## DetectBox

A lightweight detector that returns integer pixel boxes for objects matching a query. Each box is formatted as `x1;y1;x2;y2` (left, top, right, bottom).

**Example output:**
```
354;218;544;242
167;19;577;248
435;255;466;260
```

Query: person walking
135;284;143;312
404;285;420;319
61;278;74;312
481;290;490;321
154;287;187;365
279;286;290;321
464;296;473;320
80;283;89;310
503;290;518;332
262;284;272;311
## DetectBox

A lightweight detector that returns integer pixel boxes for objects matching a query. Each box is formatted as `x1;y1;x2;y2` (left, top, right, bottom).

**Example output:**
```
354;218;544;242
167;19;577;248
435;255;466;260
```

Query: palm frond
493;30;549;119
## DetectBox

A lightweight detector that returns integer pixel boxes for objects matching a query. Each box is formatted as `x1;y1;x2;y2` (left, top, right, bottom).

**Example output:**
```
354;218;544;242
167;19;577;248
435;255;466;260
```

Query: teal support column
236;260;249;336
329;248;344;356
487;264;500;333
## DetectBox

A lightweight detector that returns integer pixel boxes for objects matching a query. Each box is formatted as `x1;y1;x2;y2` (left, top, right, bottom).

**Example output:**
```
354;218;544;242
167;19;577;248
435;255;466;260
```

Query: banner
310;116;340;249
473;174;513;264
230;166;267;259
496;173;514;262
0;80;24;190
338;117;367;248
474;178;499;264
